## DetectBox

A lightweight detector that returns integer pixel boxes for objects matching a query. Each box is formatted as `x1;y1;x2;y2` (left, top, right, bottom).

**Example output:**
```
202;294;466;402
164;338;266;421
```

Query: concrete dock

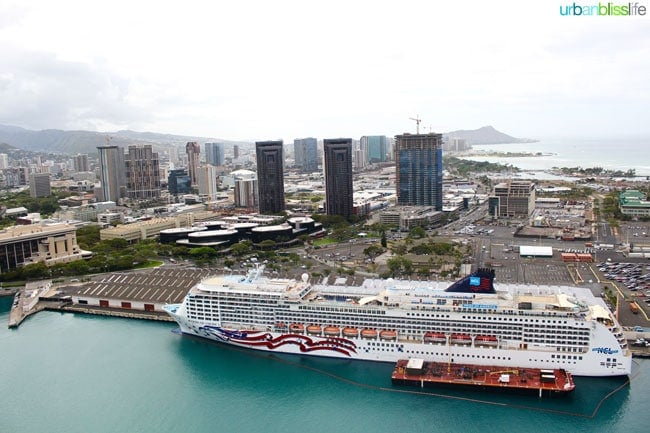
8;280;53;328
7;268;212;328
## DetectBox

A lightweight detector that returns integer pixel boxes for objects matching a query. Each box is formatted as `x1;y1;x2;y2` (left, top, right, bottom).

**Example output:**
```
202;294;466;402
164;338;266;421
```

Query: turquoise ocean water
1;297;649;433
460;138;650;177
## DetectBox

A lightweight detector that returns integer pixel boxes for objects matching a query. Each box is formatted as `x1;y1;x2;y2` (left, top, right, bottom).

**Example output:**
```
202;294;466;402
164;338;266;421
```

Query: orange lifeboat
361;329;378;339
423;332;446;343
450;333;472;345
289;323;304;334
379;330;397;341
324;326;340;337
342;327;359;338
275;322;288;331
306;325;322;336
475;335;498;346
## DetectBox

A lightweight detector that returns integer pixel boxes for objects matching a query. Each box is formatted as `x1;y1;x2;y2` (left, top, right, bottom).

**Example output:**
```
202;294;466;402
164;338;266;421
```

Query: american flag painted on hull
200;326;357;356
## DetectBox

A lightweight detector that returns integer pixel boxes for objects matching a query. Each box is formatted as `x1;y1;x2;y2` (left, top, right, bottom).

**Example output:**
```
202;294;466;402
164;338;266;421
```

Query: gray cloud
0;46;150;131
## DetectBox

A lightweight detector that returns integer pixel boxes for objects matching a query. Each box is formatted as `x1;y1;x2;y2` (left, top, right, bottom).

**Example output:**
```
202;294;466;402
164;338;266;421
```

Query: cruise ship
163;267;631;377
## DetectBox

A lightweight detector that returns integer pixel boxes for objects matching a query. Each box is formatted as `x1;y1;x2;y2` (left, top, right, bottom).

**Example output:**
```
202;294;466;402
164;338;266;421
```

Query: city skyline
0;1;647;142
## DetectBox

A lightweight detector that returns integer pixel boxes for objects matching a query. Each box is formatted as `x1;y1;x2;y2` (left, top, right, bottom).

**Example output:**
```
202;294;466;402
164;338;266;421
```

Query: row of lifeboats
276;323;397;340
274;323;497;346
424;332;498;346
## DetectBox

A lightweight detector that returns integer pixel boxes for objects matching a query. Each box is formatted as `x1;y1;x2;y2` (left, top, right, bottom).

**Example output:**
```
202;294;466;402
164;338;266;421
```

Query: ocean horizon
460;138;650;177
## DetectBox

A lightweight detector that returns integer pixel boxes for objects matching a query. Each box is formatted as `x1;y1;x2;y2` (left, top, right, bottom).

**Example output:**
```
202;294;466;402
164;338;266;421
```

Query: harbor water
1;297;649;433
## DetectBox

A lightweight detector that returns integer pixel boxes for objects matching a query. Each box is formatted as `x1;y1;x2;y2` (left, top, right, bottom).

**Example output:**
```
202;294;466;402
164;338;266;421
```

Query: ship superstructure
164;267;631;377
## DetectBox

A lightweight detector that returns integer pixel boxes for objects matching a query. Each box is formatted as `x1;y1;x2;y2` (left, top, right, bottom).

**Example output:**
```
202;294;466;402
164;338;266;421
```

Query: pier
7;268;211;328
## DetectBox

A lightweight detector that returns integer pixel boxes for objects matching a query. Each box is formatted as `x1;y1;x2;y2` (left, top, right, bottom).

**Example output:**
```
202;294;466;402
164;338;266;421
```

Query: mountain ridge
444;125;537;145
0;124;249;154
0;123;536;154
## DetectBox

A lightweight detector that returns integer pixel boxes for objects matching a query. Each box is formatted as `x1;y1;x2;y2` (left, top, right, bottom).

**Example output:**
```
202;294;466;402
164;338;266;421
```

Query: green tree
189;247;218;259
402;257;413;275
231;241;252;256
363;245;384;263
391;243;407;256
408;226;426;239
76;225;101;249
259;240;277;250
22;262;50;280
106;238;129;250
63;259;90;275
380;231;387;248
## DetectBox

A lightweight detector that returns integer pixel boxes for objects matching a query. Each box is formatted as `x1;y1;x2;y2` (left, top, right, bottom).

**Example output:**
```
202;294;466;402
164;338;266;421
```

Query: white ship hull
166;309;631;377
163;268;632;377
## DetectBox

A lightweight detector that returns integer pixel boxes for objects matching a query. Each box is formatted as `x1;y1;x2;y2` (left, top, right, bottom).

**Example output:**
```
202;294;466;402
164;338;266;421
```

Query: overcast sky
0;0;648;141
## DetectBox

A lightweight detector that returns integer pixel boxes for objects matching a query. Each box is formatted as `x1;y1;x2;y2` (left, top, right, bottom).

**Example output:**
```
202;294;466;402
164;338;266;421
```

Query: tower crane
409;115;421;134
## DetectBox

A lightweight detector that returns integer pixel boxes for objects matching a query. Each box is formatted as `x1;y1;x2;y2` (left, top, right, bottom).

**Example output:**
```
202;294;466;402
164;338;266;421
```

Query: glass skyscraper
293;137;318;173
395;133;443;210
168;169;192;195
361;135;388;163
205;142;225;166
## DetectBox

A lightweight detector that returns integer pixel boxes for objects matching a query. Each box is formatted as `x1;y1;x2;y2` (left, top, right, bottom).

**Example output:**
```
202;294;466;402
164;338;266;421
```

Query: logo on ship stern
592;347;619;355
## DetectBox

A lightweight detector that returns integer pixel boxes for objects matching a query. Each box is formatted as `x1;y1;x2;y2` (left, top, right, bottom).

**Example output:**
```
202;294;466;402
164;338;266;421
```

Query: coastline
452;139;650;177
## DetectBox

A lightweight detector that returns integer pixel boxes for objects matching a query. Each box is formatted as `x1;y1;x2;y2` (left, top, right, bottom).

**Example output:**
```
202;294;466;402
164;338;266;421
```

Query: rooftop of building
188;229;237;238
619;190;650;207
251;223;292;232
287;216;314;223
0;222;76;241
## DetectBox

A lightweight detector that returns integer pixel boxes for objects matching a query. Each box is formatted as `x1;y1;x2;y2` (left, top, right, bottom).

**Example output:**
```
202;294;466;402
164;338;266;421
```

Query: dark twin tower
255;138;354;219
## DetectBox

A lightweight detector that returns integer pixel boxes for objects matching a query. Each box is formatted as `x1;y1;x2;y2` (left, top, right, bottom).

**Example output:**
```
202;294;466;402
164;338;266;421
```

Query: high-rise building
125;145;161;199
353;140;367;170
205;142;225;166
73;153;89;172
233;169;258;209
29;173;51;198
0;167;27;189
395;133;443;210
491;181;535;218
0;153;9;169
186;141;201;186
323;138;353;219
233;145;239;159
97;145;125;203
197;165;220;202
255;141;285;214
293;137;318;173
361;135;388;163
168;169;192;195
